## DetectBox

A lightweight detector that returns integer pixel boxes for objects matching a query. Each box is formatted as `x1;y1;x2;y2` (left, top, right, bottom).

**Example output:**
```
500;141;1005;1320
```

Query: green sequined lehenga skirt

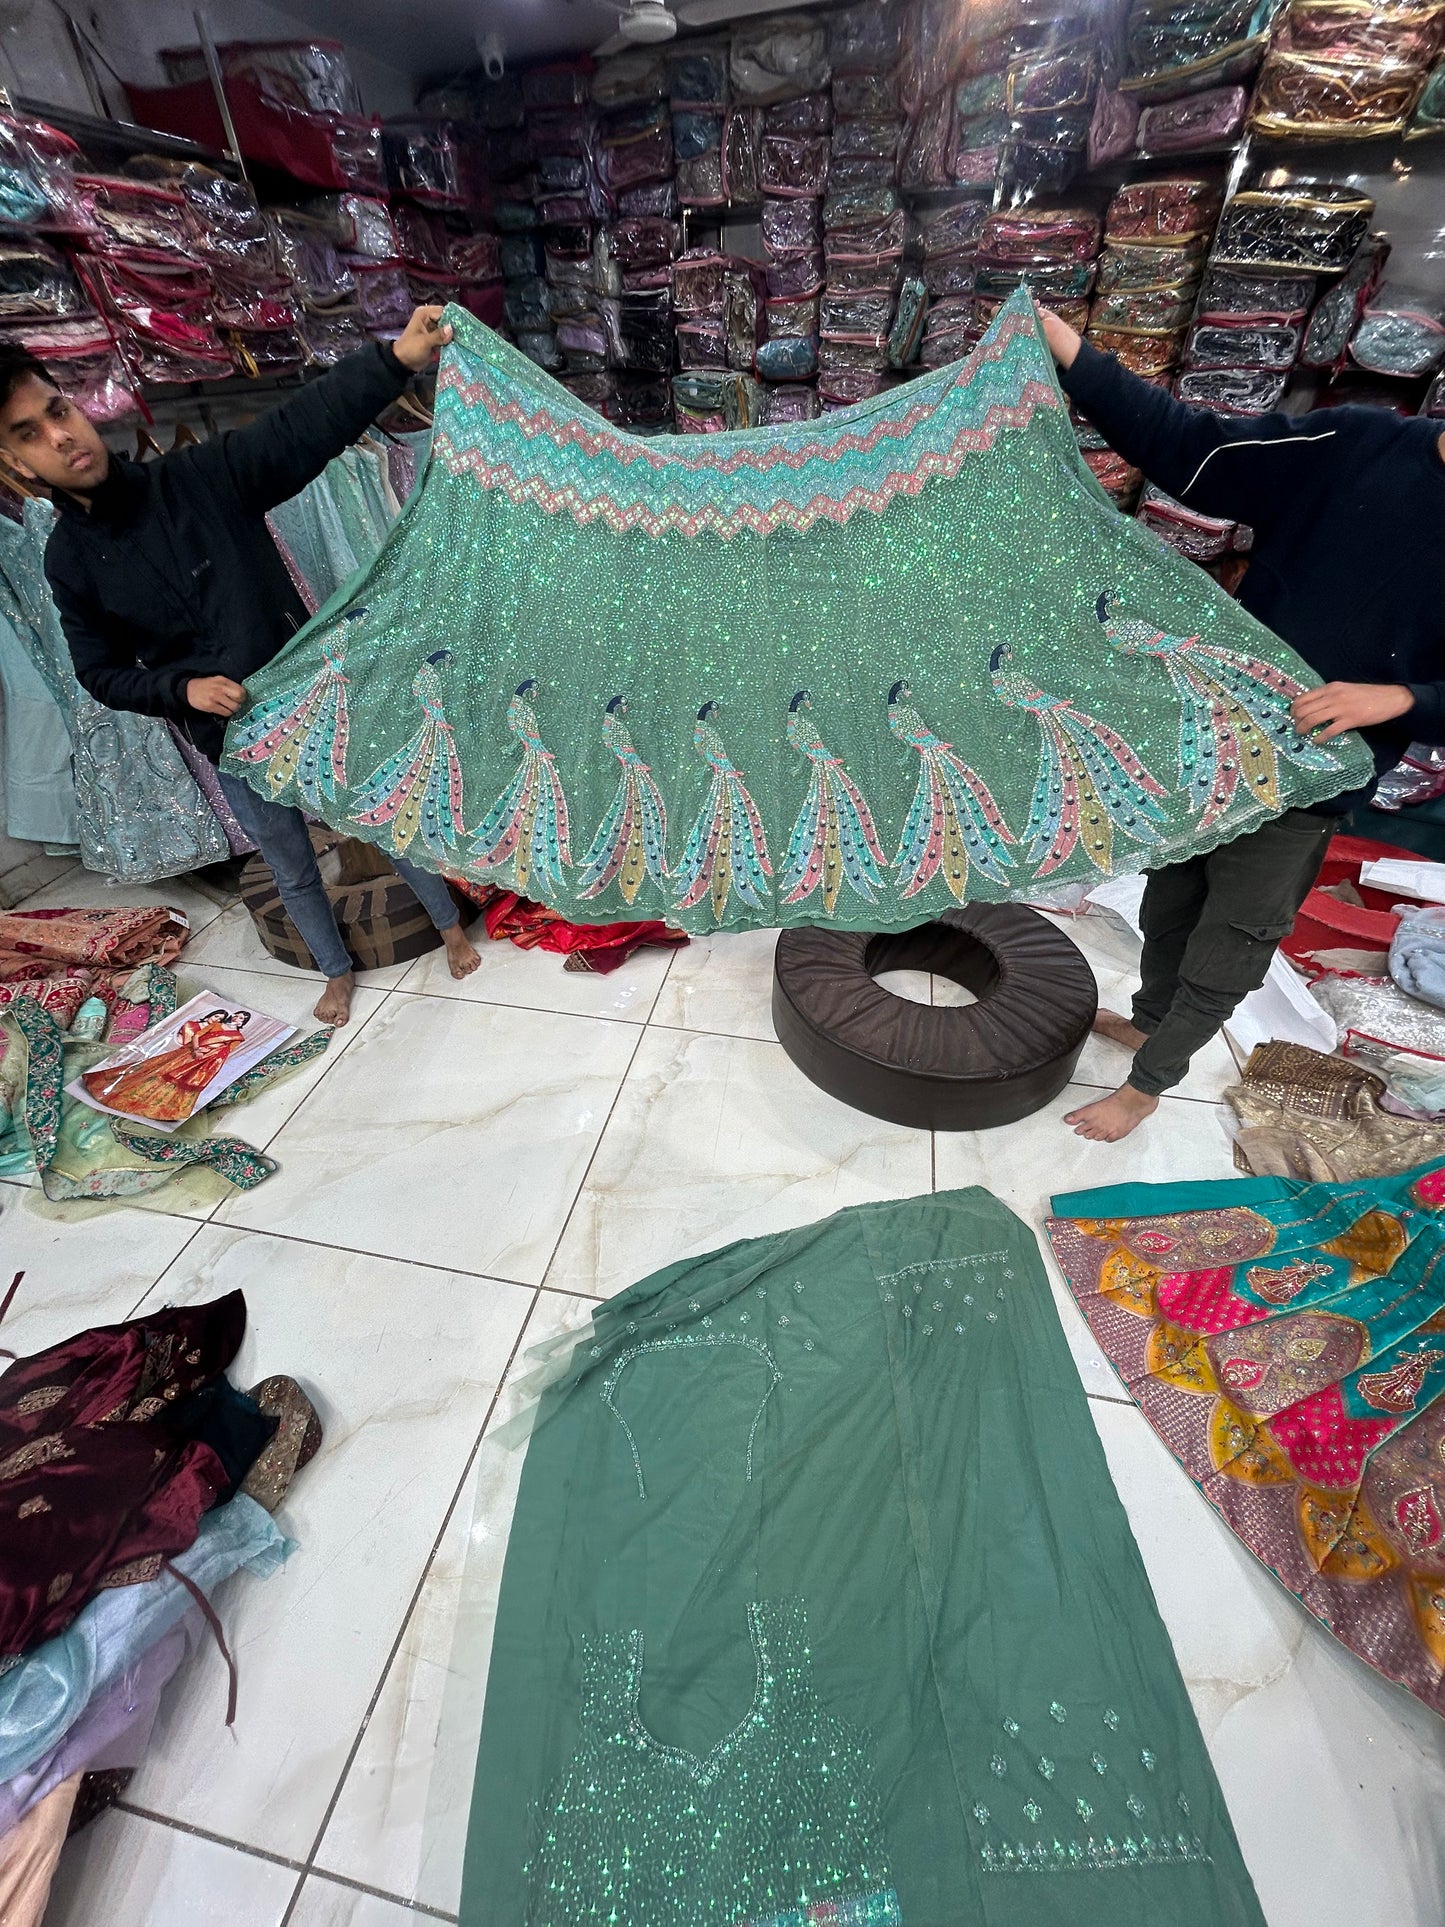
463;1190;1264;1926
223;293;1369;937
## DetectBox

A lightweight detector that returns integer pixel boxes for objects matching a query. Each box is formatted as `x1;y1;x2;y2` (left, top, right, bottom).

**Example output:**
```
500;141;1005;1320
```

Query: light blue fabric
1389;903;1445;1011
0;1494;288;1783
0;502;228;882
0;601;76;846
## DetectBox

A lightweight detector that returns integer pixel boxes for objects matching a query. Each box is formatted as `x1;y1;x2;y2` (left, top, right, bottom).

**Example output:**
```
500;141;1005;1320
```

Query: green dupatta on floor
462;1190;1263;1925
223;293;1369;936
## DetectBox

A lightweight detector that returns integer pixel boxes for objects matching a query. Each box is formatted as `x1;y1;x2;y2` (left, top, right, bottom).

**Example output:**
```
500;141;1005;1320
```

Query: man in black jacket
1038;307;1445;1142
0;305;479;1025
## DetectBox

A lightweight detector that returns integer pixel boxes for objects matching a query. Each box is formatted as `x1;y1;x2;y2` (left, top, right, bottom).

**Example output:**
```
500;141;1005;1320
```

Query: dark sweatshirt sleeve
1061;341;1332;529
215;340;410;514
1406;681;1445;740
45;544;192;721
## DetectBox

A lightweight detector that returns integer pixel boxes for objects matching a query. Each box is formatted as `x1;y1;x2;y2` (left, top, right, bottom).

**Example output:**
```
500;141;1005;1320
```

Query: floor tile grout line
111;1800;313;1875
285;1866;459;1922
292;1286;547;1902
534;1019;653;1293
140;1211;547;1294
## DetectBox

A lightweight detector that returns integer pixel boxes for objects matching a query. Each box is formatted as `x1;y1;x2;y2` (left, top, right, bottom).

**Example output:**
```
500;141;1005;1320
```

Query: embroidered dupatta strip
224;292;1371;935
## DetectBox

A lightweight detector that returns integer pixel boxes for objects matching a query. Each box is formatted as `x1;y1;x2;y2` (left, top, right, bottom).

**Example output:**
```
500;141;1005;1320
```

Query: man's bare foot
313;971;355;1026
1092;1007;1149;1053
1064;1084;1160;1142
441;923;482;980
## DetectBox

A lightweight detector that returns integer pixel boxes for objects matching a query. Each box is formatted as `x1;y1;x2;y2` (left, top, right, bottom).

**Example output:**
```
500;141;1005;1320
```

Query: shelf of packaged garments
15;95;242;176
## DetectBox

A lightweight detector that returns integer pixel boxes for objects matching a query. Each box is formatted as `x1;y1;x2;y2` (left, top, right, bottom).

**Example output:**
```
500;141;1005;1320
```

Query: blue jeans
216;770;459;980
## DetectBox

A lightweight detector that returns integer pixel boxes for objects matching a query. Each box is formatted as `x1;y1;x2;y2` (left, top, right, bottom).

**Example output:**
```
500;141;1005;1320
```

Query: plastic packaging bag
161;37;362;115
1086;325;1184;375
673;249;731;314
920;200;988;259
764;92;833;134
382;119;486;208
766;293;820;337
1349;291;1445;376
1212;185;1373;271
830;117;903;161
668;44;730;108
821;290;896;336
503;277;551;333
828;1;905;74
1137;481;1247;561
1087;87;1140;166
0;316;138;418
724;269;764;369
900;90;954;191
1090;284;1198;332
886;274;928;366
678;150;726;207
1251;49;1430;136
829;250;905;294
676;314;727;368
1198;266;1316;319
1095;236;1207;291
759;132;830;197
0;237;86;317
591;52;667;110
0;114;87;234
1186;317;1303;368
834;72;902;116
1175;364;1291;410
764;249;826;299
1106;175;1223;243
762;196;821;253
76;174;196;262
1297;231;1389;368
1138;82;1248;149
756;333;817;379
978;207;1100;265
763;382;820;422
730;15;831;104
722;108;762;204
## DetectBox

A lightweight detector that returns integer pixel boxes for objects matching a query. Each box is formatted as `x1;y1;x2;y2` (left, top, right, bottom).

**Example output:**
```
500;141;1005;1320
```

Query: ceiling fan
583;0;830;59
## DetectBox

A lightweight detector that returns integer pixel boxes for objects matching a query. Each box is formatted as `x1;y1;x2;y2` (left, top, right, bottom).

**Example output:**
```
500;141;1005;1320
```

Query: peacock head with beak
887;680;910;705
515;677;537;697
989;644;1011;673
426;648;451;667
1095;589;1120;624
789;690;810;712
606;694;627;715
697;700;718;723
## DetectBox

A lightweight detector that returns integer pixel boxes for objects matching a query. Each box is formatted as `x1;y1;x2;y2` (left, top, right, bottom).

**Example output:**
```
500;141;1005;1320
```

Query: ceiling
271;0;626;87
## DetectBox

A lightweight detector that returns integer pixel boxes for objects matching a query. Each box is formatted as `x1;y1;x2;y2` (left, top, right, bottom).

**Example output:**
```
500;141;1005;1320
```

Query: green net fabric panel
223;291;1371;935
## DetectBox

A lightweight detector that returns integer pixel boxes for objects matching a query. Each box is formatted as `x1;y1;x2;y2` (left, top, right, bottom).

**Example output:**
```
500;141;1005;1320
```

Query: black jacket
1062;341;1445;811
45;341;409;759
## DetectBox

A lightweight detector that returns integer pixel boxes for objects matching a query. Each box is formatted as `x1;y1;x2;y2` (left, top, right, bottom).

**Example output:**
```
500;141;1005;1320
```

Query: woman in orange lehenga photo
81;1008;250;1124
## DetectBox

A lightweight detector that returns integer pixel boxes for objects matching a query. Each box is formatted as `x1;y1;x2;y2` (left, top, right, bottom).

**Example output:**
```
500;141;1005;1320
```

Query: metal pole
193;7;249;182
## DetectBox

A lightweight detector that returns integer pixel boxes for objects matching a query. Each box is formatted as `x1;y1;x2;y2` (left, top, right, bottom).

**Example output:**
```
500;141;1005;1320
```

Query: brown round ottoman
772;907;1098;1131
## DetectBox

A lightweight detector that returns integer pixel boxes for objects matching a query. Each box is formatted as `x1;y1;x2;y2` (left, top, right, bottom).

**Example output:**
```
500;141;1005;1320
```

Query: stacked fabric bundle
0;114;138;422
1116;0;1275;154
68;173;232;387
1184;181;1374;411
917;199;986;369
1251;0;1443;139
0;1289;315;1926
1070;178;1218;509
127;38;387;196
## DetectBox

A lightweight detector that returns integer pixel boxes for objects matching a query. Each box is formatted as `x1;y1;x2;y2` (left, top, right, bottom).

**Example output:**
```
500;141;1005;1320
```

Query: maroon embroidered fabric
0;1293;246;1655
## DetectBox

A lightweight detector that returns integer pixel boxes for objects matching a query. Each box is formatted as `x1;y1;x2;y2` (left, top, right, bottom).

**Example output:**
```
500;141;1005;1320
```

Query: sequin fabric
526;1600;901;1925
225;291;1368;936
464;1189;1265;1926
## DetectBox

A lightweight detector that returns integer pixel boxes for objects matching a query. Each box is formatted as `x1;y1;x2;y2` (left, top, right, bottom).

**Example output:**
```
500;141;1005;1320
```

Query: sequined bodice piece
526;1600;900;1927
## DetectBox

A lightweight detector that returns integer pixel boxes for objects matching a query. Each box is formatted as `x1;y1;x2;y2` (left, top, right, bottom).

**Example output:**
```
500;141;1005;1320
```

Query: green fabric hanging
463;1190;1264;1926
224;292;1370;935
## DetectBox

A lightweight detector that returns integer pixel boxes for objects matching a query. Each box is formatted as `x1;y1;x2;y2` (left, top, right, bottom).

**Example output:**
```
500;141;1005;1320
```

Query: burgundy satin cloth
0;1293;245;1656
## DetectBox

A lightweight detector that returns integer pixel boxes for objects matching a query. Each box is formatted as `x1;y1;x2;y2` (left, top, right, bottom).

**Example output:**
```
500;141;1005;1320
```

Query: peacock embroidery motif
1094;590;1339;827
471;679;572;895
887;681;1015;902
989;644;1168;877
227;614;360;808
577;696;669;903
350;646;465;863
674;702;773;920
780;690;887;915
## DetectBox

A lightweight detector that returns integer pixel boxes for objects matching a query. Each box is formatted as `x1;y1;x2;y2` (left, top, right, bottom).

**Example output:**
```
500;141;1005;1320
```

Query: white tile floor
9;867;1445;1926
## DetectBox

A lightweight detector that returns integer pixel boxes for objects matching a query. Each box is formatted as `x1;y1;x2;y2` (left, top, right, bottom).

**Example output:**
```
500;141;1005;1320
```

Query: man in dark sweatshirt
0;304;479;1026
1039;307;1445;1142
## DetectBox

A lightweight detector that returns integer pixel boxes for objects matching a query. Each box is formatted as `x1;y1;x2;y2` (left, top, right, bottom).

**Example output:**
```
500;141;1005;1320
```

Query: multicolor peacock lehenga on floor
224;292;1371;935
1047;1160;1445;1716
